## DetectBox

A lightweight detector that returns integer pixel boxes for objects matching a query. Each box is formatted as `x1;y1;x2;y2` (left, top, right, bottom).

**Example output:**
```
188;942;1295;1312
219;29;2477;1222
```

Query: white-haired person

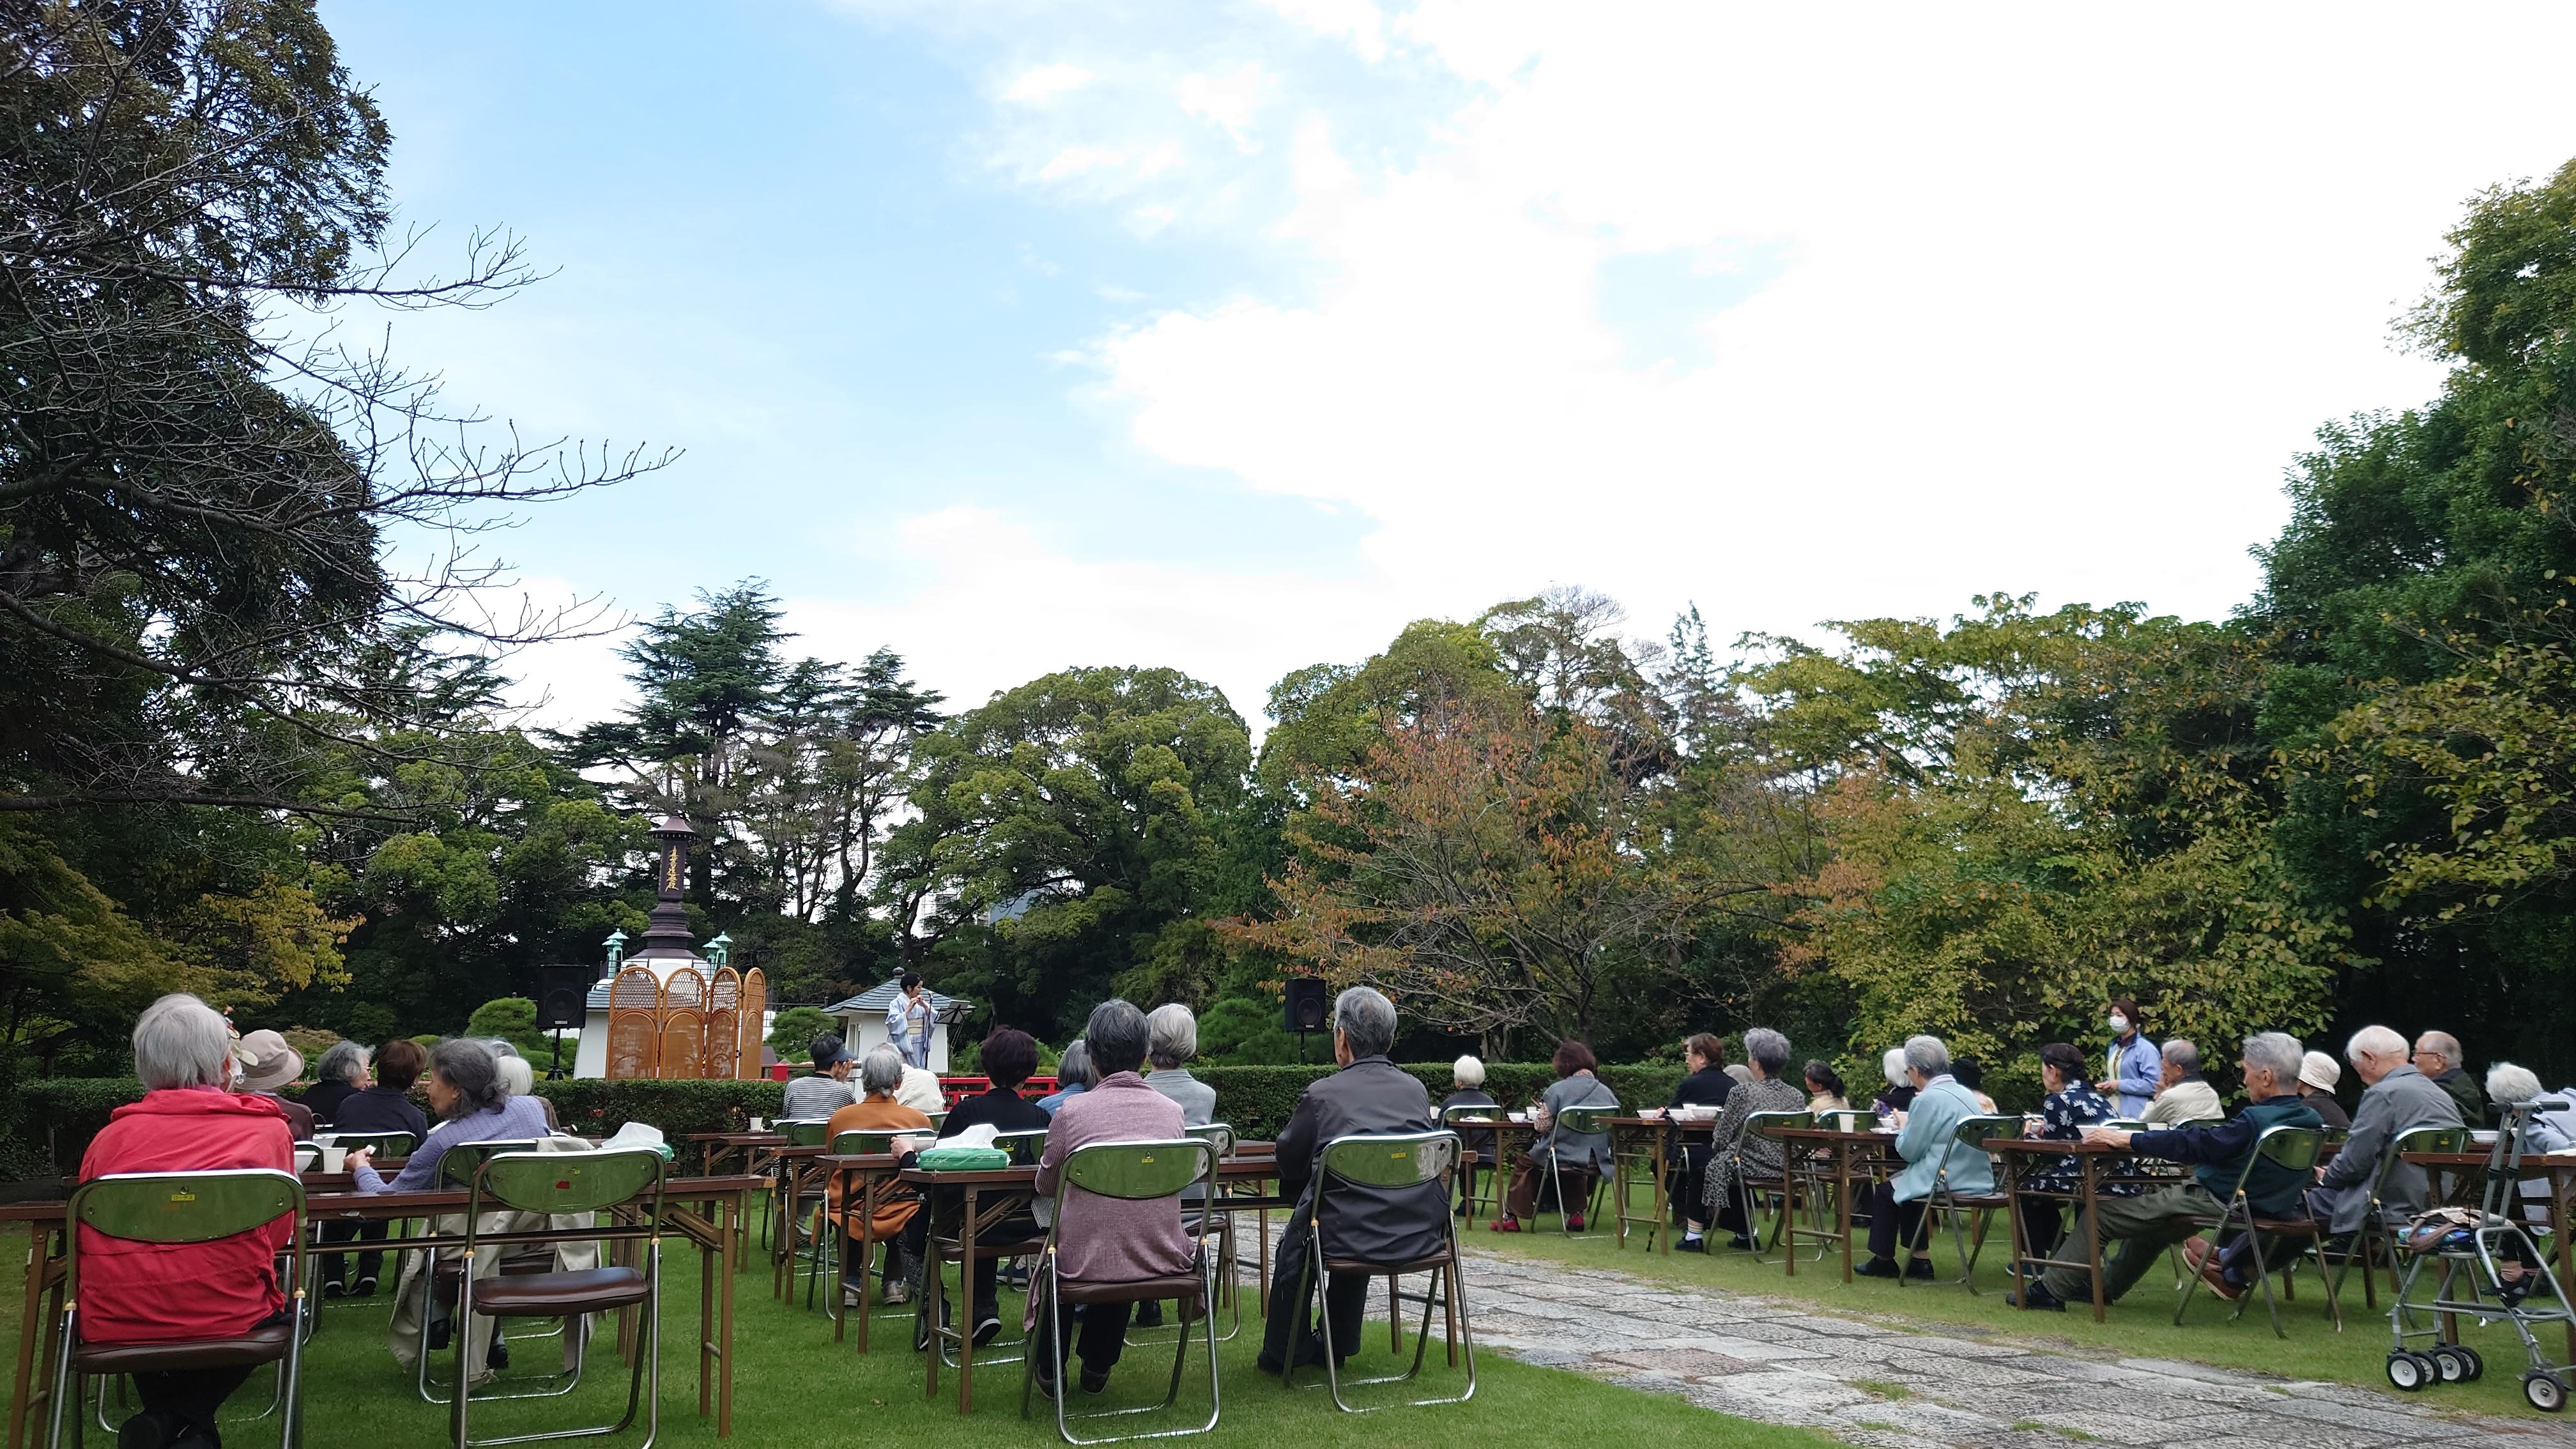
1857;1035;1995;1278
1870;1047;1915;1116
491;1050;562;1130
2487;1063;2573;1227
305;1039;369;1124
2140;1039;2222;1125
1439;1055;1499;1216
77;994;298;1447
1697;1027;1806;1251
1144;1002;1217;1126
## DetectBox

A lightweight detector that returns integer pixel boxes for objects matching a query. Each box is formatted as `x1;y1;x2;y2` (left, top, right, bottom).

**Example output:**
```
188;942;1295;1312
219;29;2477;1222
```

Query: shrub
767;1006;835;1059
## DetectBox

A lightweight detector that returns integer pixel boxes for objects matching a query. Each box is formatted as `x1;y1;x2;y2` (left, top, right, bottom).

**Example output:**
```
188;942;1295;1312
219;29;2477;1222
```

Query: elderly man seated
1857;1035;1993;1278
1029;1000;1193;1397
1257;986;1446;1375
2009;1032;2319;1312
2140;1039;2222;1125
78;994;298;1448
781;1032;857;1119
2414;1030;2485;1127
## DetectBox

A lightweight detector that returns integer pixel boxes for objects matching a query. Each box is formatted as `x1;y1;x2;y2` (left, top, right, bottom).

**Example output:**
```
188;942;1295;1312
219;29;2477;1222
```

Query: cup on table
1508;1111;1529;1123
319;1144;347;1173
748;1116;767;1132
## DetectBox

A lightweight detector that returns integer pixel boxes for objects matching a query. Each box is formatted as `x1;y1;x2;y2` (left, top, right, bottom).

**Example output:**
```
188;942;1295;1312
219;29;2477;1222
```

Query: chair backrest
66;1170;307;1314
1438;1103;1499;1126
829;1128;914;1156
2366;1124;2473;1205
1057;1138;1215;1202
440;1139;543;1186
2225;1125;2324;1202
1931;1115;2016;1190
782;1119;831;1147
330;1130;417;1156
2101;1118;2148;1132
1743;1110;1812;1146
1319;1131;1460;1190
468;1147;665;1218
1819;1108;1875;1133
924;1111;949;1131
1184;1121;1238;1160
994;1128;1052;1165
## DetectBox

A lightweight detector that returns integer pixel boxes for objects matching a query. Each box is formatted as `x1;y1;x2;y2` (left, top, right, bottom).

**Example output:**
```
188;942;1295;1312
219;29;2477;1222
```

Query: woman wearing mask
2095;997;2158;1117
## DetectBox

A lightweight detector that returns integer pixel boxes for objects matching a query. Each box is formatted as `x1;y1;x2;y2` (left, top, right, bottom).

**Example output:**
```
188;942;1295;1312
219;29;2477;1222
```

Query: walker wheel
2454;1344;2483;1382
2430;1346;2469;1383
2526;1372;2567;1413
2387;1351;2431;1392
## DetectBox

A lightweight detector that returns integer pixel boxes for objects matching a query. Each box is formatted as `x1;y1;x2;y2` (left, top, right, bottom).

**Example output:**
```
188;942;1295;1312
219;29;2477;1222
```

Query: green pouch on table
916;1147;1011;1172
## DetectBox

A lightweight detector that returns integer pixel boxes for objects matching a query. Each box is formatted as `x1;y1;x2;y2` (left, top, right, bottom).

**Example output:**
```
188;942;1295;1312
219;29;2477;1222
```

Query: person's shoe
1455;1202;1472;1217
2005;1282;2067;1312
973;1315;1003;1347
1565;1214;1587;1232
486;1338;510;1371
882;1280;912;1306
843;1282;866;1308
1904;1258;1936;1281
1676;1236;1706;1254
116;1411;175;1449
2191;1254;2241;1301
1080;1366;1111;1395
1727;1234;1756;1251
1133;1300;1165;1328
1032;1365;1062;1400
1854;1257;1902;1278
1488;1217;1522;1233
2180;1236;2216;1271
354;1274;378;1298
321;1278;346;1300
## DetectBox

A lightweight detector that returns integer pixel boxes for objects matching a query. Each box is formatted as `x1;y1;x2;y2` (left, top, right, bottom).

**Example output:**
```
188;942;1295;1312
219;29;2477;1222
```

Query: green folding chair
995;1129;1052;1165
2319;1124;2472;1318
1545;1107;1616;1236
1735;1110;1814;1262
452;1148;666;1449
1019;1138;1220;1443
47;1169;309;1449
1437;1105;1503;1222
2173;1124;2328;1337
821;1128;924;1334
1905;1116;2014;1291
1282;1131;1476;1413
411;1142;550;1403
1818;1108;1876;1133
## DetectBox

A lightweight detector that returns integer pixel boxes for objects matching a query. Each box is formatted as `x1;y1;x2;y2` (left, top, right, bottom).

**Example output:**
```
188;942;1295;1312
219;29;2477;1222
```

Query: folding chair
47;1169;309;1449
1736;1111;1814;1262
824;1127;922;1346
2319;1124;2472;1319
2172;1123;2328;1337
1903;1116;2014;1292
1018;1138;1220;1444
1282;1131;1476;1413
452;1148;666;1449
1438;1105;1503;1223
1546;1107;1614;1236
411;1140;550;1404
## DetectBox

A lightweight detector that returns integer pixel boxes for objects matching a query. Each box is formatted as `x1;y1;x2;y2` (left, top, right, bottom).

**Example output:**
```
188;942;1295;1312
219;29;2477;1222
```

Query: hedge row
9;1062;1687;1177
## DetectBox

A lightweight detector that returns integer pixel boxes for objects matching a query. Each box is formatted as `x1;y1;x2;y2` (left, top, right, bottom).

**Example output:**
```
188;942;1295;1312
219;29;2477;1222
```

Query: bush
14;1078;145;1176
464;997;555;1061
767;1006;835;1059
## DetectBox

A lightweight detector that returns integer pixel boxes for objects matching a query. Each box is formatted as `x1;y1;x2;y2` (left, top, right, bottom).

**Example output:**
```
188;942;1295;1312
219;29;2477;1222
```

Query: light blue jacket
1890;1077;1995;1202
2106;1034;2160;1117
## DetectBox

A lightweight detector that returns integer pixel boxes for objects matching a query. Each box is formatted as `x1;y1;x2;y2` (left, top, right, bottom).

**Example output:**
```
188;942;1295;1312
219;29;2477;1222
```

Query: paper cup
748;1117;767;1132
320;1145;347;1173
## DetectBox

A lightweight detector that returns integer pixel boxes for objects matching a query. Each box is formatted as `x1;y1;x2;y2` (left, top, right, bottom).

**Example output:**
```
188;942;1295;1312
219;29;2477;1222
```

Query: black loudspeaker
1283;977;1329;1034
536;967;590;1031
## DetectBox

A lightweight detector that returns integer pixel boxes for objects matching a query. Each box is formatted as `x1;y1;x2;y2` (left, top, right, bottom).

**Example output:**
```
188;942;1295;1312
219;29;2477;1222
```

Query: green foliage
766;1006;836;1059
532;1078;785;1142
464;997;555;1059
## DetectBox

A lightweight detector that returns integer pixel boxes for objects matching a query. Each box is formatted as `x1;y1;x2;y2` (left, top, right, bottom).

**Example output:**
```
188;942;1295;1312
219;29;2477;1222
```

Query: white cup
748;1117;767;1132
320;1145;348;1173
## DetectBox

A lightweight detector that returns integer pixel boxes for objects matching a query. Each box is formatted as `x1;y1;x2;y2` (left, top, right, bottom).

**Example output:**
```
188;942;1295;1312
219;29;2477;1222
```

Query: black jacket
1670;1068;1735;1110
1277;1055;1445;1263
938;1085;1050;1139
331;1085;429;1144
303;1078;358;1124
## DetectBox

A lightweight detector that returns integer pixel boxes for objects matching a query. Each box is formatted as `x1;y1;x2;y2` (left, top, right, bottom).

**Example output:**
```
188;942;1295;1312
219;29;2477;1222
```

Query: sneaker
1855;1257;1901;1279
882;1280;912;1306
1676;1236;1706;1254
1133;1301;1164;1328
1904;1258;1936;1281
353;1275;378;1298
843;1282;866;1308
1565;1214;1587;1232
2005;1283;2066;1312
973;1315;1002;1347
1488;1218;1522;1233
321;1279;346;1300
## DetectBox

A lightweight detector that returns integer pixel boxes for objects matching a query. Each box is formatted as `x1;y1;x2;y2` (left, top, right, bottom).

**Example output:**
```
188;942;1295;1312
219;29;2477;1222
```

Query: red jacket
75;1089;296;1344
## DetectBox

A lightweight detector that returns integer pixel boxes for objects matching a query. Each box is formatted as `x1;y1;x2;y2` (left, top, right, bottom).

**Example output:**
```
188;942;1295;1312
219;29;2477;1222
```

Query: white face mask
2108;1015;2130;1034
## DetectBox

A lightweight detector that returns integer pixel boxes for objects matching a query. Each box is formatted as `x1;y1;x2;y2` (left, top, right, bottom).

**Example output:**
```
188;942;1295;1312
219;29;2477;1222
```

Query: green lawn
0;1230;1831;1447
1480;1187;2568;1421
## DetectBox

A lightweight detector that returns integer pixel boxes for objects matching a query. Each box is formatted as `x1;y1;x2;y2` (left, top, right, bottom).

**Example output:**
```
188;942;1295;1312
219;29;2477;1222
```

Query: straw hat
232;1028;305;1093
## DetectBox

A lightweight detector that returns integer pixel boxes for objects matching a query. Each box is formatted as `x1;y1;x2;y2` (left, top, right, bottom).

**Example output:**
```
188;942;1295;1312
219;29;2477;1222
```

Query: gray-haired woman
307;1039;369;1124
1694;1027;1804;1251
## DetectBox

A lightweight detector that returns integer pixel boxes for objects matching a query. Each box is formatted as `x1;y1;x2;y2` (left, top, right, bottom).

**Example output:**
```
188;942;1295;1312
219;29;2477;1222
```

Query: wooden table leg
699;1208;716;1420
2004;1151;2026;1296
1836;1141;1856;1282
9;1220;61;1449
957;1185;978;1415
2082;1156;2106;1322
1653;1125;1673;1256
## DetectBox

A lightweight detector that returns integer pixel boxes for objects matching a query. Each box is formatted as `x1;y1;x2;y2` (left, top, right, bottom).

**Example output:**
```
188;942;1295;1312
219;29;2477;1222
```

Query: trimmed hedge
6;1062;1687;1177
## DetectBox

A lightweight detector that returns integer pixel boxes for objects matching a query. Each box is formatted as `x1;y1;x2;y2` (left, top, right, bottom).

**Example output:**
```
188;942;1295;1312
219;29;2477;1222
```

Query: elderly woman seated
2489;1062;2574;1227
825;1046;935;1307
1030;999;1194;1398
1492;1039;1620;1232
77;993;299;1448
1694;1027;1805;1250
1038;1039;1094;1115
2016;1041;2122;1257
1856;1034;1995;1278
346;1038;565;1377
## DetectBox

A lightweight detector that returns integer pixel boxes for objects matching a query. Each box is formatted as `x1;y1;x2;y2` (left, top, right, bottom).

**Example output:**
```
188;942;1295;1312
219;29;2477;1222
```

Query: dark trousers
1260;1216;1367;1368
134;1364;256;1445
1672;1145;1712;1227
1034;1299;1133;1377
319;1220;388;1287
2018;1196;2065;1259
1863;1182;1929;1261
900;1211;1027;1322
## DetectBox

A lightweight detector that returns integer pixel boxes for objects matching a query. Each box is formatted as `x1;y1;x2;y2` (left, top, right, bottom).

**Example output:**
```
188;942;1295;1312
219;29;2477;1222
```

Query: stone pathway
1241;1222;2576;1448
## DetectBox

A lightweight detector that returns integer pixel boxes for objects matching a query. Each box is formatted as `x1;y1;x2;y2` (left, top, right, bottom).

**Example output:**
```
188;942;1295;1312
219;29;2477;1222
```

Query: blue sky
318;2;2576;730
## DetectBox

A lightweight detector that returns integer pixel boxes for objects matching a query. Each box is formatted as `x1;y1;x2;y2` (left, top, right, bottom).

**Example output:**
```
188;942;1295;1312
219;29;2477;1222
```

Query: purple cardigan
1033;1071;1193;1284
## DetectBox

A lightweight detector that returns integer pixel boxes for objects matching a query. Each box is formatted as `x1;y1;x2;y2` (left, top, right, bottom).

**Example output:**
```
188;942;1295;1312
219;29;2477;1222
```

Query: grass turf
1480;1184;2572;1420
0;1225;1832;1447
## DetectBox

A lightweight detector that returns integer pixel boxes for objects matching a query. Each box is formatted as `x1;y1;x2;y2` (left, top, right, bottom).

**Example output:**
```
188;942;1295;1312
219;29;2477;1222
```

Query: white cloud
1176;64;1268;152
1256;0;1386;63
1002;61;1094;103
